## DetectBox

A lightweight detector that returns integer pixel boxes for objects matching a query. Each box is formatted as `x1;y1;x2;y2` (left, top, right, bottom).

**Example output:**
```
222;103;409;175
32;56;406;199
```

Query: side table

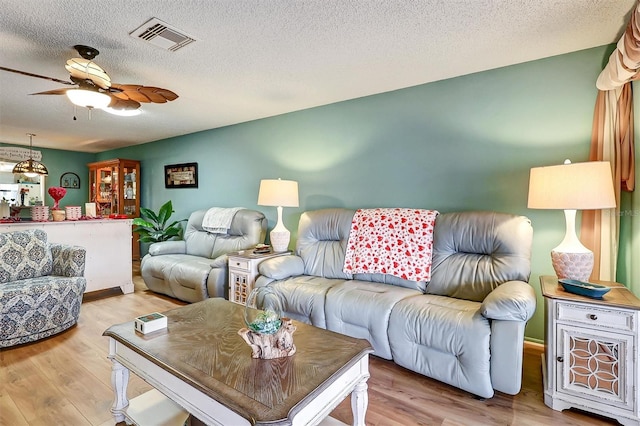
540;275;640;426
228;249;291;305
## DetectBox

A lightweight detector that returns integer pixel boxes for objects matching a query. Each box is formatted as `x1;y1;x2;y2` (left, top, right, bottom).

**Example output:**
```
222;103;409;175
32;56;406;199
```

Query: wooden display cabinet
88;159;141;260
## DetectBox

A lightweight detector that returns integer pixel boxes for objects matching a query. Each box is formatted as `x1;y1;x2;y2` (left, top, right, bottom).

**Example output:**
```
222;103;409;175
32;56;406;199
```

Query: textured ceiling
0;0;635;153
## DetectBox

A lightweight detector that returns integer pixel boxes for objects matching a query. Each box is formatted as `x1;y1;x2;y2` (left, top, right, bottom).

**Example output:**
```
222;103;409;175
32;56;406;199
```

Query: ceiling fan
0;44;178;116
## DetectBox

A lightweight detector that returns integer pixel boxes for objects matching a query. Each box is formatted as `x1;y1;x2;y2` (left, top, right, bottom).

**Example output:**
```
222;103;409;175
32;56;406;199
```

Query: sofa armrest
258;255;305;280
50;243;86;277
210;254;228;269
148;240;186;256
480;280;536;322
255;275;276;288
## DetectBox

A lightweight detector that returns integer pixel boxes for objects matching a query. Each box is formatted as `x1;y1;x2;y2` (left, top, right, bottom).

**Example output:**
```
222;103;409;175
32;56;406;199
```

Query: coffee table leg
108;339;130;424
351;377;369;426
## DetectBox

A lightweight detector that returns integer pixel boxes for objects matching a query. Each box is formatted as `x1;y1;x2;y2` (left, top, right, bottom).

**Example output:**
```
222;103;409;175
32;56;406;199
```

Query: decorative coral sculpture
48;186;67;210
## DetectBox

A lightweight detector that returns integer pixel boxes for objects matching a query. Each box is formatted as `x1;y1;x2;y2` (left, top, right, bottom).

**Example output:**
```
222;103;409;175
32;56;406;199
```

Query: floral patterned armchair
0;229;86;348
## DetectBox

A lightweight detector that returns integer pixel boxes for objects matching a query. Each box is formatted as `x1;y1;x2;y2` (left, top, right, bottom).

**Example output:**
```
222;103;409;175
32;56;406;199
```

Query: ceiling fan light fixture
66;89;111;109
12;133;48;177
102;106;142;116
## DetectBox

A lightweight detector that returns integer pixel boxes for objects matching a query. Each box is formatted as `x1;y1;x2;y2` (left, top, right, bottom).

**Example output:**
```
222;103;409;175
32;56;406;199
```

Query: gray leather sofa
255;208;535;398
141;208;267;303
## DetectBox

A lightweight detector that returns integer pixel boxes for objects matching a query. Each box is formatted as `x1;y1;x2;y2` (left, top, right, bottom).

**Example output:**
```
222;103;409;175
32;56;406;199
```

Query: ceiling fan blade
0;66;75;85
107;97;141;110
30;88;70;95
110;84;178;103
65;58;111;89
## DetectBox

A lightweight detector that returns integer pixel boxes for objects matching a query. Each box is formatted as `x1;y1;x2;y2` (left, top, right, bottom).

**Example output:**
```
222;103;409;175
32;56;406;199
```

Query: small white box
134;312;167;334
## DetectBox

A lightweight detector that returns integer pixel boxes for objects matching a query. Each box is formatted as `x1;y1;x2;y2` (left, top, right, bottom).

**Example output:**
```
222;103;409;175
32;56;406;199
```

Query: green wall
93;45;625;342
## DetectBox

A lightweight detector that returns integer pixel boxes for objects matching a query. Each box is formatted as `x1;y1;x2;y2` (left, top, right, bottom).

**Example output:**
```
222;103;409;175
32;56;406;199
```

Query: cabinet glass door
92;166;118;216
122;164;137;216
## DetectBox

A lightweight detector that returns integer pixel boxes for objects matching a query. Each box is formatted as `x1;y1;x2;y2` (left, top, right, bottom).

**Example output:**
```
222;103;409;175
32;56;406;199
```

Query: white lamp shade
528;161;616;210
66;89;112;109
257;179;299;207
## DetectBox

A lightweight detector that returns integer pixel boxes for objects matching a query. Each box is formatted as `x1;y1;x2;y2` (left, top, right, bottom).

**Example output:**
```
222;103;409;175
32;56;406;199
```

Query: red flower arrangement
48;186;67;210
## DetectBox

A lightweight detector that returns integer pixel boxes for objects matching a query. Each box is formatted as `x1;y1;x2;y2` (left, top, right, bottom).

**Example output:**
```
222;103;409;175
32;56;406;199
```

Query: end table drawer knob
230;259;250;270
588;314;598;321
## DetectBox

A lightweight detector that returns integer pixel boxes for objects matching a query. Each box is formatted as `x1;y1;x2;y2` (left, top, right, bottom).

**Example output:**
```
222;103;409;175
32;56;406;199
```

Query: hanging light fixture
12;133;48;177
102;106;142;116
66;89;111;109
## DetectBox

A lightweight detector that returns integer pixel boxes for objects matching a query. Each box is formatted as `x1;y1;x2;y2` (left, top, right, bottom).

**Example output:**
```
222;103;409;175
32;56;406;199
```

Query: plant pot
51;209;66;222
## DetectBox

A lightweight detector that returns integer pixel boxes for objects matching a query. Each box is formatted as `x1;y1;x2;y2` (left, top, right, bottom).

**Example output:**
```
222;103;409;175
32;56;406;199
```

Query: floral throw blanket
343;208;439;282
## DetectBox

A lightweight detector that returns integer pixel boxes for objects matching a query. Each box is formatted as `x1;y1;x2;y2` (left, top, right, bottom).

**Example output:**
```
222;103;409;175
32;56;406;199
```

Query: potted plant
132;200;186;243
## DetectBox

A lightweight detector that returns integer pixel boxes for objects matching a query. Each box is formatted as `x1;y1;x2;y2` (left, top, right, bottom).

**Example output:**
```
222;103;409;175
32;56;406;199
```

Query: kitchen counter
0;219;133;294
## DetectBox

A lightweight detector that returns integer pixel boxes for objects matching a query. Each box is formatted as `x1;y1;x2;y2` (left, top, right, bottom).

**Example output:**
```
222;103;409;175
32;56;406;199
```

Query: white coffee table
104;298;373;425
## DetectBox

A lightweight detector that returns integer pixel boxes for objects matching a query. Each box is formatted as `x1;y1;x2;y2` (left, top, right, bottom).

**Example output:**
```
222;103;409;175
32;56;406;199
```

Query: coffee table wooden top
103;298;373;424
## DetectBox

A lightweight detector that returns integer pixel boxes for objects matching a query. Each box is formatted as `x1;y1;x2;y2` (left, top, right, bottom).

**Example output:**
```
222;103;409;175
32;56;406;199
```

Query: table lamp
527;160;616;281
257;179;299;252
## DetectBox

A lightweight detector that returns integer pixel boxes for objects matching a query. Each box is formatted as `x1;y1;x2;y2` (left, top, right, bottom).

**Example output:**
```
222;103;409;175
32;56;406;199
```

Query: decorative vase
243;287;283;335
51;209;66;222
238;287;296;359
48;186;67;210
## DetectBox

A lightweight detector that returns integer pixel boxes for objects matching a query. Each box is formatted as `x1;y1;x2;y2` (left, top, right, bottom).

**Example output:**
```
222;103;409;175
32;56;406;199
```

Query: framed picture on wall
165;162;198;188
60;172;80;189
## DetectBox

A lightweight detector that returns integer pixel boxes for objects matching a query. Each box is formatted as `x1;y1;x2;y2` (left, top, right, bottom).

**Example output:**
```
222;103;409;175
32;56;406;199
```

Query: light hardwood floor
1;269;618;426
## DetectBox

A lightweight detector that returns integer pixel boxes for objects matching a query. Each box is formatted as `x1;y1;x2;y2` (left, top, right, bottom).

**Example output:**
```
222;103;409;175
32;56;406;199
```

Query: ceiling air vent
130;18;195;52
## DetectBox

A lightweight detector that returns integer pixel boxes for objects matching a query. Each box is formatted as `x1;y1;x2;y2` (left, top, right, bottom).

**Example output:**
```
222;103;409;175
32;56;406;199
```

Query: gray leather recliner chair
141;208;267;303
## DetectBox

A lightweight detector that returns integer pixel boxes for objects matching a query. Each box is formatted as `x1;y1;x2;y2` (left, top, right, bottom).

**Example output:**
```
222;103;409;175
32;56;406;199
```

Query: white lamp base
551;250;594;281
270;206;290;252
550;209;595;281
270;229;290;252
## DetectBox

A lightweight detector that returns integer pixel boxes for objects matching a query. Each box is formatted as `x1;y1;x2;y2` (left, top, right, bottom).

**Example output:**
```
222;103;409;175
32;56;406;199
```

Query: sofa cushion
352;272;426;292
297;209;355;280
325;280;421;360
266;276;343;328
426;211;533;302
388;294;494;398
0;229;52;284
141;254;212;300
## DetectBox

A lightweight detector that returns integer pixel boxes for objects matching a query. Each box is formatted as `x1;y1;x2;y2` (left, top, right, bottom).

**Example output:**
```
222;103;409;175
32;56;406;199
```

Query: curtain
617;90;639;294
581;1;638;282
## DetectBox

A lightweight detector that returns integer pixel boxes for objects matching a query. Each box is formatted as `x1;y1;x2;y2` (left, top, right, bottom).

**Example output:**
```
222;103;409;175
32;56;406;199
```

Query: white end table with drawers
228;248;291;305
540;275;640;426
